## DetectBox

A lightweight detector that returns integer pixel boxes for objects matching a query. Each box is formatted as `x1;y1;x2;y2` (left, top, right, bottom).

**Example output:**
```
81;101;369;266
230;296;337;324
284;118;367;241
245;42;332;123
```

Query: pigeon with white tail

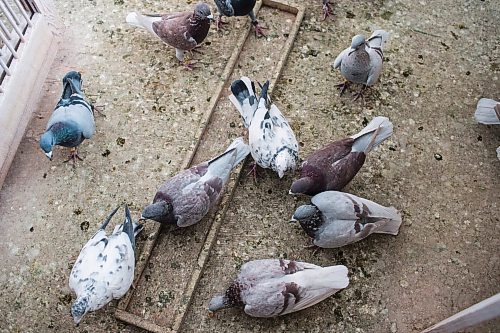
208;259;349;317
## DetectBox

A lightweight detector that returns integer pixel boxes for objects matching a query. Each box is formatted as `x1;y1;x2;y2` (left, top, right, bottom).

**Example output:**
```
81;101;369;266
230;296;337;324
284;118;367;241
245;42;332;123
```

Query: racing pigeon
141;137;250;226
69;205;144;325
39;71;95;164
229;77;299;179
332;30;389;100
213;0;266;37
208;259;349;317
126;3;213;69
291;191;402;248
290;116;393;196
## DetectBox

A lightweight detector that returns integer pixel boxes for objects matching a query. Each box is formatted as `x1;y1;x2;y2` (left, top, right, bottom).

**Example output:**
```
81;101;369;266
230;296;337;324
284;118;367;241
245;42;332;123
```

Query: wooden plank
421;293;500;333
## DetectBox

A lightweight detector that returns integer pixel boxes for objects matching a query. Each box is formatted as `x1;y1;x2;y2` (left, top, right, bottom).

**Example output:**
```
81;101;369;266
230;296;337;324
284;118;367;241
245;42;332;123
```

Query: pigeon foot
64;147;83;166
252;21;267;38
303;243;321;256
352;85;368;102
322;2;334;21
92;104;106;117
334;81;350;95
216;16;228;31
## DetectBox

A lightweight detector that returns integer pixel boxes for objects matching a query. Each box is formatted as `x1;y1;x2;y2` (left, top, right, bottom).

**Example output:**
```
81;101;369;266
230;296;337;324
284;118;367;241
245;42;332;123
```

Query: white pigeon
69;205;143;325
474;98;500;160
332;29;390;100
291;191;402;248
229;77;299;178
208;259;349;317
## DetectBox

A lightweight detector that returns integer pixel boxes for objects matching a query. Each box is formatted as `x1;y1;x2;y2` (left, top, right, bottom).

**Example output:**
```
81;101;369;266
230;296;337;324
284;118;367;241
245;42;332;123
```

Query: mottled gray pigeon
141;137;250;226
69;205;144;325
474;98;500;160
39;71;95;164
229;77;299;178
126;3;213;69
332;30;389;100
291;191;402;248
208;259;348;317
290;116;393;196
213;0;266;37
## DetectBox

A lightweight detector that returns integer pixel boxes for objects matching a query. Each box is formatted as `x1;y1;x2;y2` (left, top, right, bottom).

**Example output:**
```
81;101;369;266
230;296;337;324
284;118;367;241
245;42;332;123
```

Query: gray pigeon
213;0;266;37
290;116;393;196
126;3;213;69
229;77;299;178
332;30;389;100
208;259;349;317
474;98;500;160
69;205;144;325
291;191;402;248
39;71;95;164
141;137;249;226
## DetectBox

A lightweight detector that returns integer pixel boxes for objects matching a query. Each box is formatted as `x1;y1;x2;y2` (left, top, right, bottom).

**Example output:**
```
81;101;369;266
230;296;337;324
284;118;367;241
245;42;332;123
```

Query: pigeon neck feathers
143;195;175;224
293;205;323;238
188;13;211;44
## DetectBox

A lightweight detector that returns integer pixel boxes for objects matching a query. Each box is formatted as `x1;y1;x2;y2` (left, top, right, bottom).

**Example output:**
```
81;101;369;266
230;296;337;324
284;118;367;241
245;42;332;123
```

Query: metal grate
0;0;39;93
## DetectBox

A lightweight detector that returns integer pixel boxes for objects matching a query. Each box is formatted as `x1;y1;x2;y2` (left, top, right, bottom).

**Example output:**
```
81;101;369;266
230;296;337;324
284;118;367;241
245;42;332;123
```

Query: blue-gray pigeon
208;259;348;317
39;71;95;164
126;3;213;69
69;205;144;325
213;0;266;37
332;30;389;101
291;191;402;248
229;77;299;179
290;116;393;196
141;137;250;226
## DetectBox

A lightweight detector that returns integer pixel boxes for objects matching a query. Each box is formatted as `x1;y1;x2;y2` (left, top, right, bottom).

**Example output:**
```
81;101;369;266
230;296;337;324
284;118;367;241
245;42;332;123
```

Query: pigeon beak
289;217;298;223
45;151;53;161
207;14;214;21
139;215;147;222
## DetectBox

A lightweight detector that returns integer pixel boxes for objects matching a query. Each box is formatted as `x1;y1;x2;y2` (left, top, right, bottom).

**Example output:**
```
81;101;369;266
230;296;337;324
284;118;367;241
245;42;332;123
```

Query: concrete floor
0;0;499;332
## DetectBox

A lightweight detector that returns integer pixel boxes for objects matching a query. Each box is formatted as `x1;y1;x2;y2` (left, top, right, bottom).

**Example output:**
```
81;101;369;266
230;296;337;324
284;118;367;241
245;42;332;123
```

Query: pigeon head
141;201;174;224
39;131;55;160
208;295;231;312
61;71;84;98
291;204;322;238
70;296;89;325
273;149;297;178
289;176;321;196
349;34;366;53
194;3;213;20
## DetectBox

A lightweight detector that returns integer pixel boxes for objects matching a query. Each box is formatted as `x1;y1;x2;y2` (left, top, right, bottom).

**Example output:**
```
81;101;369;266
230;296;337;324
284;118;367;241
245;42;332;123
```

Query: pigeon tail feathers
126;12;161;35
371;208;403;235
351;116;393;153
229;77;258;128
368;29;390;49
223;137;251;168
475;98;500;125
123;205;136;250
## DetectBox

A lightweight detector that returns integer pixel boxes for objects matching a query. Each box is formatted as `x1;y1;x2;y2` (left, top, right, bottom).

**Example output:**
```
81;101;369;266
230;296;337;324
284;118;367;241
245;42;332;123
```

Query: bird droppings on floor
0;0;499;332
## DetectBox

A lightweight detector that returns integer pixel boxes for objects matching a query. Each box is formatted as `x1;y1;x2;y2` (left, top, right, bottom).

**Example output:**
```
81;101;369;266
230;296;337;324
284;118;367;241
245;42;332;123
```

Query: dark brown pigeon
213;0;266;37
208;259;348;317
290;116;393;196
126;3;213;69
141;138;249;227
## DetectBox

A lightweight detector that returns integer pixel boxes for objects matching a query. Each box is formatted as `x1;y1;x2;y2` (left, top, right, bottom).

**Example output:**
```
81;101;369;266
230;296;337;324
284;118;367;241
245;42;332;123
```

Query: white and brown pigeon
229;77;299;179
213;0;266;37
332;30;389;100
290;116;393;196
69;205;144;325
291;191;402;248
141;137;249;227
474;98;500;160
126;3;213;69
208;259;349;317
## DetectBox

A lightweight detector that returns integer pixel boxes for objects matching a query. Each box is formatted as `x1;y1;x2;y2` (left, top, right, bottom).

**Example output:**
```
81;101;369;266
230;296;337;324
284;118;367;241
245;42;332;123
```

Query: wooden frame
114;1;305;332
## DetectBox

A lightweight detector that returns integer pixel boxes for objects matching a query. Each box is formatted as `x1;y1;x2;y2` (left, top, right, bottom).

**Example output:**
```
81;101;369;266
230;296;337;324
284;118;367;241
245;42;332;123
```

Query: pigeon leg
189;44;204;55
248;11;267;38
216;15;228;31
334;80;350;95
245;161;261;184
322;0;334;21
91;104;106;117
352;85;368;102
64;147;83;166
181;59;198;71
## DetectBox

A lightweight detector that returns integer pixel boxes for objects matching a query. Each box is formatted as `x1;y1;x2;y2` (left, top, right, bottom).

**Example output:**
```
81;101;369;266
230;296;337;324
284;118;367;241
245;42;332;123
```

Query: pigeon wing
214;0;234;16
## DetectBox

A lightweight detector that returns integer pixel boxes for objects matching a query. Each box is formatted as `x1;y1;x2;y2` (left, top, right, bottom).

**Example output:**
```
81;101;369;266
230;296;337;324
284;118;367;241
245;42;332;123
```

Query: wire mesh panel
0;0;39;92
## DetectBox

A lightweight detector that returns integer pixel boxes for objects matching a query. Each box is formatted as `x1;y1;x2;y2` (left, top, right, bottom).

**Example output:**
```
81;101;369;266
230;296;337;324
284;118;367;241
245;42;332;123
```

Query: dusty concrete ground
0;0;499;332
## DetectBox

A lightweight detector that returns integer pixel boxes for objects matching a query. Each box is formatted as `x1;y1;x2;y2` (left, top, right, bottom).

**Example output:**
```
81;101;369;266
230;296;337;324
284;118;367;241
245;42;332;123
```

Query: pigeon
39;71;95;164
126;3;213;69
291;191;402;248
229;77;299;179
208;259;349;317
213;0;266;37
290;116;393;196
332;30;389;100
69;205;144;325
141;137;250;226
321;0;333;20
474;98;500;160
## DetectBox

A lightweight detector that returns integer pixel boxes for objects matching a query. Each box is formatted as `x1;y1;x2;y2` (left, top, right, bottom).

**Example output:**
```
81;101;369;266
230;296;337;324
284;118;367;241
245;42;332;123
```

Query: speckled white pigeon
141;137;250;226
332;30;389;100
208;259;349;317
69;205;144;325
291;191;402;248
474;98;500;160
229;77;299;178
